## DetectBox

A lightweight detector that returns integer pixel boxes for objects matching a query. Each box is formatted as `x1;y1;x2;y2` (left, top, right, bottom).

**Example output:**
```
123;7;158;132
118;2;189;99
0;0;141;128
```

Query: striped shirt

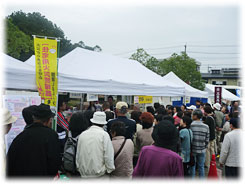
57;112;69;131
190;121;209;154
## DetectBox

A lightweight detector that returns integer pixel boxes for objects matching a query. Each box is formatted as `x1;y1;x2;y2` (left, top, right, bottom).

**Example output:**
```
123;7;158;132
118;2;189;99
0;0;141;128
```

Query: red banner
214;87;222;104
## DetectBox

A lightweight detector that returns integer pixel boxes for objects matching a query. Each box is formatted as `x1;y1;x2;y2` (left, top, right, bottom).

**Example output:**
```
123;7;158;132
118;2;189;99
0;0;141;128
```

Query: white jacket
76;125;115;178
219;129;242;167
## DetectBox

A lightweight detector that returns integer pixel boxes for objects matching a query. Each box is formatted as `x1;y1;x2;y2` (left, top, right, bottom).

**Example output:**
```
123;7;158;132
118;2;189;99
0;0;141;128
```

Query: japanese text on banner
138;96;153;104
34;38;58;107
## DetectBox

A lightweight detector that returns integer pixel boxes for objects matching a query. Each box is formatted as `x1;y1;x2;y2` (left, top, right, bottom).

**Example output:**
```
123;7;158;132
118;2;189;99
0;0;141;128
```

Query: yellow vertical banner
34;37;58;107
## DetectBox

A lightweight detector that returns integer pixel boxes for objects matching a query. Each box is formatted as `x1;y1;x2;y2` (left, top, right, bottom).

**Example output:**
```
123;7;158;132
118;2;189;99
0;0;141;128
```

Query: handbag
187;129;195;167
114;138;127;160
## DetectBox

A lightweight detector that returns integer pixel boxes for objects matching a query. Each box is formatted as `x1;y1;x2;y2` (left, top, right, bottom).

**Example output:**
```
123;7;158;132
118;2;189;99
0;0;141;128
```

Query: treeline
5;11;102;61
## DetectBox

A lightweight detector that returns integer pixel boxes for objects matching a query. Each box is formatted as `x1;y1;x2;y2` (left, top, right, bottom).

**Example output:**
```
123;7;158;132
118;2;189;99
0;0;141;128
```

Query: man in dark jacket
203;106;216;173
7;104;61;177
107;101;136;140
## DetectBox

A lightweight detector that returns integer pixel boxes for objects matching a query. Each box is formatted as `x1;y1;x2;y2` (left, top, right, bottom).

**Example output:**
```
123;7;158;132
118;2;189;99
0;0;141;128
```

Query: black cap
22;105;38;125
33;103;55;119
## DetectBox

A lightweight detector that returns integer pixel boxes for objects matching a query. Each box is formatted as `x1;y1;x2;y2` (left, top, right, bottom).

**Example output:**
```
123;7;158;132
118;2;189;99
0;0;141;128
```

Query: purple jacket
133;145;184;178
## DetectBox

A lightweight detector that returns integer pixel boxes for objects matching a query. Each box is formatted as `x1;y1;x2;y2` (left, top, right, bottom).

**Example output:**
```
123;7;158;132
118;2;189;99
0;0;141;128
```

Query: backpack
62;131;79;173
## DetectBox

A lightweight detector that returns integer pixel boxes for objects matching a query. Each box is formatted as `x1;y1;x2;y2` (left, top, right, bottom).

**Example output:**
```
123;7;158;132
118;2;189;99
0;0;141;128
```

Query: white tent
205;84;240;101
25;55;35;66
58;47;185;96
162;71;208;98
3;53;37;90
4;51;185;96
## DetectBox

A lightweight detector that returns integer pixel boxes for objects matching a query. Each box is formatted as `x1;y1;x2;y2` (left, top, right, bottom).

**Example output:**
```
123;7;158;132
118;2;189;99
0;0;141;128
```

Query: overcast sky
3;1;242;72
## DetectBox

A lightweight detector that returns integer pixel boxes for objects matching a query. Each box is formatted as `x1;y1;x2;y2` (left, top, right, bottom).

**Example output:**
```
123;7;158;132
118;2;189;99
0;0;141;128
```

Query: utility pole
184;44;187;54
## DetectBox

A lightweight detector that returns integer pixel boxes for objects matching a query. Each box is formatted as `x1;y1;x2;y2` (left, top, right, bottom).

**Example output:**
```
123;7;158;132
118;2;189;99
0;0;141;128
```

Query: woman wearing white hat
2;108;17;176
2;108;17;135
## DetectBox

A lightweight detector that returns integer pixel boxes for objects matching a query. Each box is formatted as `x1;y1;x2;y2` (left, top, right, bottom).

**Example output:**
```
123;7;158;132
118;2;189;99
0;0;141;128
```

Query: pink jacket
111;136;134;178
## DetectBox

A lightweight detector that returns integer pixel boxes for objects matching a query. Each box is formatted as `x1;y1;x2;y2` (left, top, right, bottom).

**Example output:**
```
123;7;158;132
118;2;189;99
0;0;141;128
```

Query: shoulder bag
114;138;127;160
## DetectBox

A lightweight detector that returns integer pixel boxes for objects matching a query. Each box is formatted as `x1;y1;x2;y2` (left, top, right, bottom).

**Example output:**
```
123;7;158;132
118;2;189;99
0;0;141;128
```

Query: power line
188;51;240;55
194;57;239;59
188;44;240;47
144;45;183;51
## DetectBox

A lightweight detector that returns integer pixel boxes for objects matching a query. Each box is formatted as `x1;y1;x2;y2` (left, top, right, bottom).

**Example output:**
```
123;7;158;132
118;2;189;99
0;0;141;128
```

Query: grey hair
192;109;203;119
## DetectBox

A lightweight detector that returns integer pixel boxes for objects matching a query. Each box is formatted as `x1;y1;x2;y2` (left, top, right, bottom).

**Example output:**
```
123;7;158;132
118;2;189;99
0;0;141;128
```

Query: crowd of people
2;96;241;179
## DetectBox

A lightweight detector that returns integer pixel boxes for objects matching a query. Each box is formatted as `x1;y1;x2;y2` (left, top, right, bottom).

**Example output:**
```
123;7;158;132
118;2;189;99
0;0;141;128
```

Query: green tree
130;48;162;74
6;11;102;60
6;11;74;60
5;18;33;59
160;52;205;90
130;48;151;64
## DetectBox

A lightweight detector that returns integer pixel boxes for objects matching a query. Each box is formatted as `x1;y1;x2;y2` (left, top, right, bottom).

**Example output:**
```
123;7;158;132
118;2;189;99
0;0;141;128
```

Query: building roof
201;73;239;79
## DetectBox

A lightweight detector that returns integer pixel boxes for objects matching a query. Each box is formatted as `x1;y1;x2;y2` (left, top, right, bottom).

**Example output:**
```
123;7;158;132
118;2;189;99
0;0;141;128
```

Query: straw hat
2;109;17;125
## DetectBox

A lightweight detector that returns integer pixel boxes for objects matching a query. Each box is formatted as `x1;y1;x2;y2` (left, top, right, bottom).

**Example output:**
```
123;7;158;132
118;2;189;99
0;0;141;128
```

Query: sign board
3;95;41;153
70;93;83;99
215;87;222;104
185;96;190;104
87;94;98;102
134;96;139;104
171;97;181;101
138;96;153;104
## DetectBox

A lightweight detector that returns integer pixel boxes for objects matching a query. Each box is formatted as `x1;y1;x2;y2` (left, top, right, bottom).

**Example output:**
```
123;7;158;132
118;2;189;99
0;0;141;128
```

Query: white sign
87;94;98;102
70;93;83;99
171;97;181;101
185;96;191;104
134;96;139;104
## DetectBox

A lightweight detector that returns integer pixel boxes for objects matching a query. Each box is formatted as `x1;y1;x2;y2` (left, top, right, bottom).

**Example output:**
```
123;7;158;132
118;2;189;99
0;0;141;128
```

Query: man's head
146;106;155;116
102;101;110;111
32;104;55;128
233;101;239;108
130;110;142;124
192;109;203;121
167;105;174;115
2;108;17;134
204;106;213;116
22;105;37;125
115;101;128;116
154;102;160;110
151;120;178;152
230;118;240;130
110;121;126;138
108;95;113;104
58;98;67;112
196;100;201;107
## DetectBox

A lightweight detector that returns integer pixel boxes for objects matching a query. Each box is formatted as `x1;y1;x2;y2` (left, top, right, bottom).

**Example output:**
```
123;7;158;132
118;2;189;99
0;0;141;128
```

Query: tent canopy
162;71;208;98
205;84;240;101
3;53;37;90
58;48;185;96
4;50;185;96
25;55;35;66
